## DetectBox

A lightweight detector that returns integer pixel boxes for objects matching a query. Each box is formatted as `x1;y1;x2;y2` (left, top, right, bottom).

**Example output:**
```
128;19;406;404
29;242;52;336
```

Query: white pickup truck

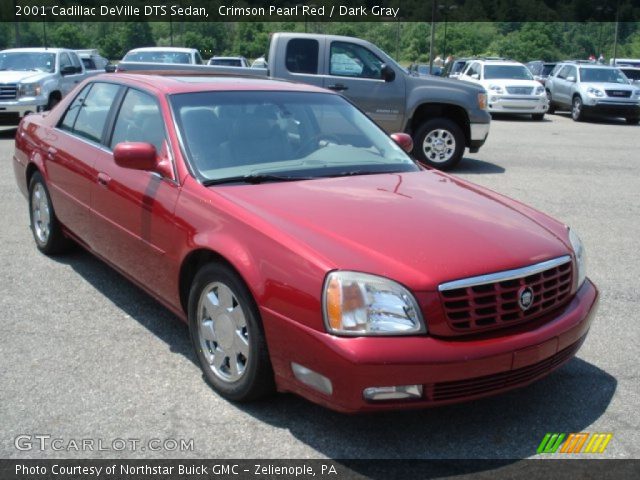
0;48;90;127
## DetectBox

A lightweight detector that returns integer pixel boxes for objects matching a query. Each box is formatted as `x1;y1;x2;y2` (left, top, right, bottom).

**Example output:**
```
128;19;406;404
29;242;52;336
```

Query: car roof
126;47;196;54
211;56;245;60
1;48;67;54
477;60;523;66
91;73;334;96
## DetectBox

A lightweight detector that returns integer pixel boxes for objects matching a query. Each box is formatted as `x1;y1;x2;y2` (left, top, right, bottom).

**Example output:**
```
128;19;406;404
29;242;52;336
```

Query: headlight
477;92;487;110
323;271;425;336
569;229;586;290
535;86;546;95
586;87;604;97
18;82;42;97
489;84;504;94
633;89;640;97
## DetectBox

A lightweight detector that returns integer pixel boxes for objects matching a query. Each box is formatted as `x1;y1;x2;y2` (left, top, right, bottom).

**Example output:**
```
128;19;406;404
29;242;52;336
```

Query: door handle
47;147;57;159
97;172;111;186
327;83;348;92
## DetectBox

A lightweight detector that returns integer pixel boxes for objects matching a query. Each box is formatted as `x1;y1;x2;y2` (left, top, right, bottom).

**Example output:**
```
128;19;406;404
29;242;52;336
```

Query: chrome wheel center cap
433;139;445;151
214;314;235;350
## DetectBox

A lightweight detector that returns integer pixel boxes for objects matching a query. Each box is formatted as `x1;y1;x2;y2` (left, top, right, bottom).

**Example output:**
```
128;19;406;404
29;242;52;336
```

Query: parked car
619;66;640;86
115;32;492;170
459;59;549;120
75;49;114;73
251;56;268;68
442;58;470;79
526;60;558;86
13;73;597;413
546;61;640;123
0;48;88;127
409;64;443;77
120;47;204;66
610;58;640;68
207;56;250;68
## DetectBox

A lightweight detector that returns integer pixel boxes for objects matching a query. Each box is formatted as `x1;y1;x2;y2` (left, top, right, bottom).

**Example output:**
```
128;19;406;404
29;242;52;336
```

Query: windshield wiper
202;173;316;186
322;170;396;178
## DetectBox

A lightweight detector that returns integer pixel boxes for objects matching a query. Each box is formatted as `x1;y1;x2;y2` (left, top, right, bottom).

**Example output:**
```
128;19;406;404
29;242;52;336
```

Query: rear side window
110;88;166;153
61;82;120;143
285;39;319;74
59;84;93;132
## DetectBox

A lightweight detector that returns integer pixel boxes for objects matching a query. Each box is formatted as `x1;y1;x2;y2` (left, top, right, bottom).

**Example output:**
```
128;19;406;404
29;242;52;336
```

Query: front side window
59;53;72;70
285;39;319;74
170;91;418;183
330;42;383;79
110;88;166;153
61;82;120;143
483;65;534;80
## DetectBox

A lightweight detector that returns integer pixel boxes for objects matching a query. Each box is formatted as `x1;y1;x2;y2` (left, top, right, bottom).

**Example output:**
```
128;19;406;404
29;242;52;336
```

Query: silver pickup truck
117;33;491;169
0;48;90;127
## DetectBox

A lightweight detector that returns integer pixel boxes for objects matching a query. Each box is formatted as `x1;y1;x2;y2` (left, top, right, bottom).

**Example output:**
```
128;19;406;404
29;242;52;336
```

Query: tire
188;263;275;402
532;113;545;121
28;172;71;255
571;96;585;122
412;118;465;170
45;93;60;111
546;91;556;114
625;117;639;125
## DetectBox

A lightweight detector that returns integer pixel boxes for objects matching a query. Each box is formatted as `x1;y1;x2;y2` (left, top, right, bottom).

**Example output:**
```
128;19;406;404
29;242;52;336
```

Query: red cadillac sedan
13;73;598;412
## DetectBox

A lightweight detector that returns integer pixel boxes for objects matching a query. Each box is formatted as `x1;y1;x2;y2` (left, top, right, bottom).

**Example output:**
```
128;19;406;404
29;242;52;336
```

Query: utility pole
13;0;20;46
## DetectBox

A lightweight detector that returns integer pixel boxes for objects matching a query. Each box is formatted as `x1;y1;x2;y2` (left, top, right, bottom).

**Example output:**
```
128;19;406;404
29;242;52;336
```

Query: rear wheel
571;96;585;121
626;117;639;125
413;118;465;170
28;172;70;255
188;263;275;402
546;90;556;114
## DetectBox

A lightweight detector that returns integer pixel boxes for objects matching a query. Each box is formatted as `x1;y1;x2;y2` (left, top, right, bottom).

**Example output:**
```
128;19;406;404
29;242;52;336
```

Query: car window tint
330;42;383;79
72;82;120;143
285;39;319;74
110;88;166;153
59;84;93;132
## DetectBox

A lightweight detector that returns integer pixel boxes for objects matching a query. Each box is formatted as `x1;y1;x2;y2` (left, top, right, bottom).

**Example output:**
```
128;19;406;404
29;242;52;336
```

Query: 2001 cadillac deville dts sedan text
13;74;598;412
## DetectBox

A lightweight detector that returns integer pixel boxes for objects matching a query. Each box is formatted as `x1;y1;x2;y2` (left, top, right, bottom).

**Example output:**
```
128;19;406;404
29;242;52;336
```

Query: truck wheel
413;118;465;170
188;263;275;402
626;117;639;125
571;96;585;122
28;172;71;255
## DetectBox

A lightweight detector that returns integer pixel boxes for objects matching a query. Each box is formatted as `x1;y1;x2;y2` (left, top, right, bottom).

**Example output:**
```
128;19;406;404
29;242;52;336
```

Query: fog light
291;362;333;395
363;385;423;401
490;96;497;102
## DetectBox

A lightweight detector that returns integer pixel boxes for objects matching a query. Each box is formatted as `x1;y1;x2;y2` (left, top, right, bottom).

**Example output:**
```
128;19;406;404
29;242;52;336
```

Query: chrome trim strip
438;255;572;292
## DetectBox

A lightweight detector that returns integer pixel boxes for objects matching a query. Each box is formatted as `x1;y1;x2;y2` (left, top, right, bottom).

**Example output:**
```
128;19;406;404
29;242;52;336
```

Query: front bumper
0;98;48;126
264;279;598;413
469;122;490;152
582;100;640;118
488;95;548;114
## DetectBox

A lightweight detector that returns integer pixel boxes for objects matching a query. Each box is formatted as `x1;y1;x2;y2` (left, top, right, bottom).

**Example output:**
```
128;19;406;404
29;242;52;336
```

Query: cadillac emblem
518;286;534;311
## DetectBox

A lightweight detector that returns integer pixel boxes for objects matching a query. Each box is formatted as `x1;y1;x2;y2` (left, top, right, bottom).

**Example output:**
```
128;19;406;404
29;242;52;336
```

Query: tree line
1;21;639;63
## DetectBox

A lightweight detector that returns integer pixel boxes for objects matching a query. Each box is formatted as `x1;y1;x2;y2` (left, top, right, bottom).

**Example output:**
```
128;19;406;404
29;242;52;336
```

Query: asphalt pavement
0;112;638;464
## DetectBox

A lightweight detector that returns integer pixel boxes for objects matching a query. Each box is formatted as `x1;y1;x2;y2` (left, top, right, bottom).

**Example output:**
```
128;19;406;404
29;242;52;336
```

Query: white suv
459;59;549;120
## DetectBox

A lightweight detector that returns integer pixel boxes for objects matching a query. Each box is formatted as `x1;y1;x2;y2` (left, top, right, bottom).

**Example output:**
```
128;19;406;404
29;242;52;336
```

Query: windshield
484;65;533;80
170;91;419;183
0;52;55;72
123;51;191;64
580;67;629;84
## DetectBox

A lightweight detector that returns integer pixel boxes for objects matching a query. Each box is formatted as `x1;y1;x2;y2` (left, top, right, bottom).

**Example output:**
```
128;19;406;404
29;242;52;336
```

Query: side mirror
60;65;76;76
381;64;396;82
105;64;116;73
566;76;576;82
471;73;480;80
390;133;413;153
113;142;157;171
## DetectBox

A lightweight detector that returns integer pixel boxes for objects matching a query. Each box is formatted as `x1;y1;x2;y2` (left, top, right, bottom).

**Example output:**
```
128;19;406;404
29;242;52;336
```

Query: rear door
321;40;406;133
90;87;181;300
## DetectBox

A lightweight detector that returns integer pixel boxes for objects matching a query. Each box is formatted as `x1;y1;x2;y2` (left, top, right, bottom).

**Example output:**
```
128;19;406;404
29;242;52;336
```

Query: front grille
0;83;18;100
439;257;573;333
429;336;584;401
506;86;534;95
605;89;632;98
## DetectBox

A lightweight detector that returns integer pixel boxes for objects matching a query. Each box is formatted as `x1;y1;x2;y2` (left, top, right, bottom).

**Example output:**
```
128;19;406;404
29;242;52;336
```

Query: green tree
49;24;88;49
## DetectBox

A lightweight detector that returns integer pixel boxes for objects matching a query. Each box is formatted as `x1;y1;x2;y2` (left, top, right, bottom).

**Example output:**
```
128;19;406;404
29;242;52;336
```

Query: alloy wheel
422;128;456;164
31;183;51;244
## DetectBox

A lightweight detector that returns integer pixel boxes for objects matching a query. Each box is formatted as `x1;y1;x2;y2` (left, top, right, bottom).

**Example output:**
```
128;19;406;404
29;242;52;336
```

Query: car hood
481;79;540;88
214;171;570;290
0;71;51;83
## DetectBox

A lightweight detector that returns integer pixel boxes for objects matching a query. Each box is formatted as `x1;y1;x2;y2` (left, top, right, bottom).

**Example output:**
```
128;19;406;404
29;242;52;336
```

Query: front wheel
546;90;556;114
532;113;545;121
28;172;71;255
188;263;275;402
572;96;585;122
412;118;465;170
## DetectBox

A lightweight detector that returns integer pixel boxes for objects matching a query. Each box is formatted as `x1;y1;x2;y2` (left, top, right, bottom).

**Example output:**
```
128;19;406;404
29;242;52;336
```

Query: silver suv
546;62;640;124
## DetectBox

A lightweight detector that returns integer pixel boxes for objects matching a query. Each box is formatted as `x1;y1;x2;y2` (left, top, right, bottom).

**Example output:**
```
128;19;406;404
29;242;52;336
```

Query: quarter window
329;42;383;79
285;39;319;74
